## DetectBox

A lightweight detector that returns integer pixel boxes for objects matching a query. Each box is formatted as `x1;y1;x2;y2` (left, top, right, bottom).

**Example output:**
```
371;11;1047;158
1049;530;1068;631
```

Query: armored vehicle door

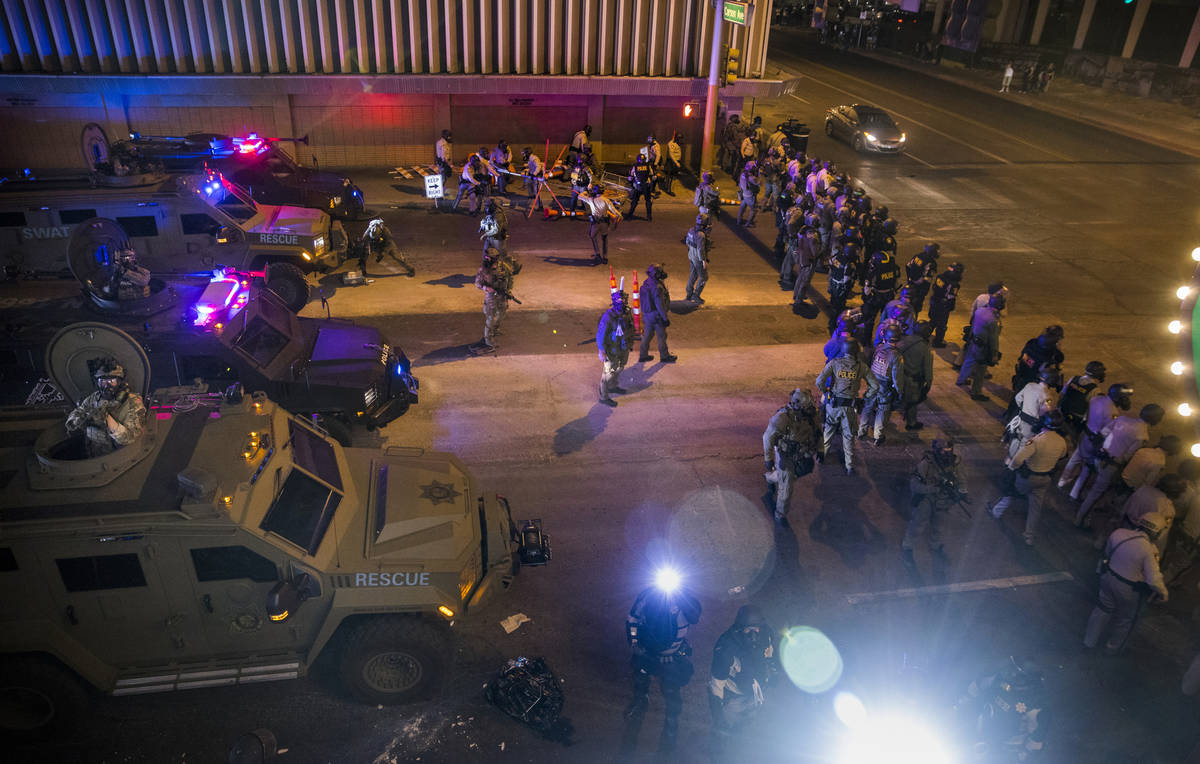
164;536;330;655
220;289;308;392
38;538;211;664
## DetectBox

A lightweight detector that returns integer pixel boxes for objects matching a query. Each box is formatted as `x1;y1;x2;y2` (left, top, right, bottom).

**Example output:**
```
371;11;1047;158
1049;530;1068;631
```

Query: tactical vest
871;346;899;383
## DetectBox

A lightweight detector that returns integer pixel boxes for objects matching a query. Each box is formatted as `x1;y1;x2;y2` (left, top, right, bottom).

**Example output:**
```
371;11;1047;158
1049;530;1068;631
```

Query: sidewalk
848;44;1200;160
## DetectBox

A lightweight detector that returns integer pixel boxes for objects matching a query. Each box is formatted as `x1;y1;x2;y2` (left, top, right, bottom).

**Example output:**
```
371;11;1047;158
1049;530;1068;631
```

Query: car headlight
899;133;907;143
864;133;877;143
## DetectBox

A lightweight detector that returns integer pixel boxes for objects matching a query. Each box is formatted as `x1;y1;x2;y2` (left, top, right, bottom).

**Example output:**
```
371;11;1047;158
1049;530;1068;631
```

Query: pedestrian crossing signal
683;103;694;118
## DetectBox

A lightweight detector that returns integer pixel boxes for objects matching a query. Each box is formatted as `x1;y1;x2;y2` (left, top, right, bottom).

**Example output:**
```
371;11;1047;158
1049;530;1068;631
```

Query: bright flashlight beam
654;567;681;593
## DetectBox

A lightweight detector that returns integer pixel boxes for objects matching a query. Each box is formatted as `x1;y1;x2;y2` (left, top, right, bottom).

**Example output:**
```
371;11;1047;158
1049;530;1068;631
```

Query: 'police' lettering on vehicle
256;233;301;245
355;571;431;587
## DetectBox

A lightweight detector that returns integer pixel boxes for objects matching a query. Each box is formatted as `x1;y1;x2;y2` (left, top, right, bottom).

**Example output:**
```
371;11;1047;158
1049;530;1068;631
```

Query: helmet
646;135;655;143
882;219;898;236
1084;361;1107;381
744;161;757;174
875;205;889;219
1158;435;1182;457
1037;364;1061;385
483;198;497;215
648;263;667;281
94;357;126;380
947;262;964;277
589;184;603;195
1004;656;1044;692
988;293;1007;310
733;604;766;629
441;129;452;139
522;147;532;158
930;438;956;464
695;213;711;229
702;171;714;184
1038;410;1066;433
1134;511;1167;537
789;388;815;411
881;325;903;343
612;290;628;309
1108;383;1133;403
925;242;941;256
897;286;912;302
1139;403;1165;426
838;338;861;358
987;281;1007;295
1042;325;1065;342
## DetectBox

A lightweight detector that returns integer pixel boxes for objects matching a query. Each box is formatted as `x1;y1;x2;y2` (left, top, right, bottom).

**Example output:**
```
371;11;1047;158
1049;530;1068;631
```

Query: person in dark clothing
927;262;963;347
708;605;779;752
626;152;656;221
638;263;676;363
1004;325;1065;419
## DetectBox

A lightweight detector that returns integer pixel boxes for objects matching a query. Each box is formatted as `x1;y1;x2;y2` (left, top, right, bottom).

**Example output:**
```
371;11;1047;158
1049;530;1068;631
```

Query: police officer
1059;361;1106;437
1005;325;1065;419
581;183;620;265
568;154;593;212
860;249;901;340
478;199;508;257
954;282;1008;368
927;262;963;348
1075;403;1163;527
626;152;655;221
990;411;1069;546
662;131;683;196
708;605;779;749
597;290;635;407
454;154;490;214
489;139;512;195
825;308;866;360
66;358;148;458
956;292;1004;401
826;240;858;331
434;129;454;209
816;339;878;475
694;170;721;218
625;579;702;753
473;249;517;353
1060;382;1129;495
897;321;934;431
763;389;821;525
859;325;905;446
719;114;742;173
685;213;712;305
521;147;544;211
736;161;760;227
904;243;940;316
759;148;783;211
791;224;822;309
638;263;676;363
570;124;592;159
359;218;415;277
1003;365;1060;461
1083;512;1169;653
902;439;969;566
956;657;1050;760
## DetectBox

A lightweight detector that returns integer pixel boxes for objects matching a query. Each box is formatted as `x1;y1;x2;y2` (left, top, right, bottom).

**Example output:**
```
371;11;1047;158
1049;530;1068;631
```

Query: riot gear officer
626;152;655;220
861;250;901;340
65;358;148;458
763;389;821;524
904;242;940;316
928;262;963;347
625;580;702;752
859;324;905;446
902;439;969;569
816;339;878;475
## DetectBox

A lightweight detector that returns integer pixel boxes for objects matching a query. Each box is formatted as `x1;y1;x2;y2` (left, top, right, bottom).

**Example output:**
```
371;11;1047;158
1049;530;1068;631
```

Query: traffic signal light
725;46;740;86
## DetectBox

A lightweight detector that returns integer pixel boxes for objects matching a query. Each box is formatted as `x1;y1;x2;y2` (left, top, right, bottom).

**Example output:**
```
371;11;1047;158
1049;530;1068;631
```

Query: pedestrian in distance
569;124;592;160
1000;60;1014;93
989;411;1069;546
624;579;702;753
904;242;940;317
596;290;635;407
478;198;508;257
763;389;821;525
816;338;878;475
1083;512;1169;654
1162;458;1200;587
1118;470;1185;556
1005;325;1065;420
956;292;1005;401
1058;361;1107;438
694;171;721;218
568;154;593;212
902;439;969;573
685;213;713;305
708;605;779;755
791;224;822;309
638;264;676;364
472;249;518;354
580;184;620;265
1002;365;1061;461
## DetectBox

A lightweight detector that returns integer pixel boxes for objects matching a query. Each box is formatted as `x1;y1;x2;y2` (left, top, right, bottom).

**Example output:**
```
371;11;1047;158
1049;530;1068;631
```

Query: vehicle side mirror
267;572;313;621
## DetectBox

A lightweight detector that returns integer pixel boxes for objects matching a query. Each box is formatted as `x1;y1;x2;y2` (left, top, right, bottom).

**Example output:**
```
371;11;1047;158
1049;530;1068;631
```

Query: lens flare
780;626;843;693
654;566;681;593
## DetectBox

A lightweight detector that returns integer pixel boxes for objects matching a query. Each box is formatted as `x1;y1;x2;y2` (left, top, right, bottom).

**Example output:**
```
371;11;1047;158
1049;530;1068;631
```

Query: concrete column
497;0;511;73
316;0;335;72
48;0;81;71
547;0;561;74
279;0;298;72
991;0;1013;44
410;0;426;73
353;0;369;72
243;0;266;72
425;0;442;73
598;0;613;74
631;0;648;76
1073;0;1097;50
297;0;319;72
261;0;282;73
479;0;493;73
1029;0;1050;45
1121;0;1150;59
1180;4;1200;68
160;0;189;72
22;0;58;70
696;0;712;76
197;0;223;72
615;0;631;75
931;0;947;37
220;1;246;72
334;0;353;73
580;0;594;74
564;0;578;75
444;0;460;72
647;0;666;76
85;0;118;72
461;0;477;74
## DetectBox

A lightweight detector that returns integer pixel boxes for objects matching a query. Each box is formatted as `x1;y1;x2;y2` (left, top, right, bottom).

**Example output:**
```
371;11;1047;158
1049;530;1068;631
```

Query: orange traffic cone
609;266;618;295
631;271;642;338
548;162;566;179
720;197;739;206
543;208;584;219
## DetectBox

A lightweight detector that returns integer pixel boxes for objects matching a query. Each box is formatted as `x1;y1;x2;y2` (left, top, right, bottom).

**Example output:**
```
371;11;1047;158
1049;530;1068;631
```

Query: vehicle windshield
289;420;343;490
214;192;258;223
233;315;290;367
860;112;896;129
267;148;300;173
260;468;342;555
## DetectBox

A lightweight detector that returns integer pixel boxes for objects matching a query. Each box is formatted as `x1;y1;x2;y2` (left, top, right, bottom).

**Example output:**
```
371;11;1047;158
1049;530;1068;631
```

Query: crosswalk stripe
953;177;1018;208
895;176;955;206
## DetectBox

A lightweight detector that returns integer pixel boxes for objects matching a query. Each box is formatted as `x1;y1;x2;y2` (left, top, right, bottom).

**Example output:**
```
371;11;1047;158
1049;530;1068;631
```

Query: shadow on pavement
552;403;615;456
425;273;475;289
808;472;885;568
543;255;599;268
417;343;478;366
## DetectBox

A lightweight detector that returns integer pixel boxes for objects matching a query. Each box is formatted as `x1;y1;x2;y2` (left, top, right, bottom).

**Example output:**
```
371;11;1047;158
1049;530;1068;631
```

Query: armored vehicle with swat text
0;323;548;738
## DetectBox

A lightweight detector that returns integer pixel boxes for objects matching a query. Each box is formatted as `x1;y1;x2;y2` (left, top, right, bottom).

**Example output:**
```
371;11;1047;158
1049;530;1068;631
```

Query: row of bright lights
1175;248;1200;456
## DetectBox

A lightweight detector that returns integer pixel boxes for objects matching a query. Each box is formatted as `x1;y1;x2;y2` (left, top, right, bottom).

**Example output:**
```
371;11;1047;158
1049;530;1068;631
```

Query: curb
846;48;1200;161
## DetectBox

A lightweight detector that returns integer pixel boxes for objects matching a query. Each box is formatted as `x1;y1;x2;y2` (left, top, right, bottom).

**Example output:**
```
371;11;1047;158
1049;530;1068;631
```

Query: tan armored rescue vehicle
0;323;548;738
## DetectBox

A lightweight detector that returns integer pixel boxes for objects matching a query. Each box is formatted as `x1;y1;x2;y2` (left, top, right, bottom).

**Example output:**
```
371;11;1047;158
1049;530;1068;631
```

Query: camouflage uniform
361;221;414;276
66;386;147;458
763;391;820;520
475;255;516;349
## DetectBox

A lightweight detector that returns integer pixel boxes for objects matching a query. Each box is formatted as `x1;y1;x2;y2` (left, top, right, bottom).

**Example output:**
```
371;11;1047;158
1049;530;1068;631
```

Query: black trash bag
484;656;573;743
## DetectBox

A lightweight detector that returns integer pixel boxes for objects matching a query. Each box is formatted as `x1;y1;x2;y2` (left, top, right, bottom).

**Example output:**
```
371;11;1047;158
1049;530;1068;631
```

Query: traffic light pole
700;0;725;174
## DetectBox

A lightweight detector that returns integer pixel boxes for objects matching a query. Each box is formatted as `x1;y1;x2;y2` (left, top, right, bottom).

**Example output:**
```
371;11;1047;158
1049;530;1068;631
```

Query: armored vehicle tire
264;262;310;313
340;618;448;705
0;657;89;740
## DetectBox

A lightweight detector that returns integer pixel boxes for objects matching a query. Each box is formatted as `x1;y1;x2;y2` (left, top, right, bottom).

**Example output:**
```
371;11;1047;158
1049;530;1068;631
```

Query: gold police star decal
419;480;462;505
1015;701;1027;714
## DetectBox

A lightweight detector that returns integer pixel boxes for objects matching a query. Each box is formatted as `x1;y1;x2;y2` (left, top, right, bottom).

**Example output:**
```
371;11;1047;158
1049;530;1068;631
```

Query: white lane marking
853;180;895;206
954;177;1017;208
965;246;1037;253
896;176;955;205
788;93;811;105
846;571;1074;605
905;151;935;168
794;56;1075;162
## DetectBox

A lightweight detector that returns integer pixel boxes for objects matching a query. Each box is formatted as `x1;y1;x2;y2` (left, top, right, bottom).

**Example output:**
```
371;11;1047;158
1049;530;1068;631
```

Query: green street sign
724;1;748;26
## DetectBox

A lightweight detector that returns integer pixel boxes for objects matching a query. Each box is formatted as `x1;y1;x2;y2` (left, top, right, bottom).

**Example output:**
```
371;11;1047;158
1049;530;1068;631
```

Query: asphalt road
8;33;1200;764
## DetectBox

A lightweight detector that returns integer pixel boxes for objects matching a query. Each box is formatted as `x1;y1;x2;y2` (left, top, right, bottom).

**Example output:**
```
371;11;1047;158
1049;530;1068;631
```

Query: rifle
496;287;522;305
